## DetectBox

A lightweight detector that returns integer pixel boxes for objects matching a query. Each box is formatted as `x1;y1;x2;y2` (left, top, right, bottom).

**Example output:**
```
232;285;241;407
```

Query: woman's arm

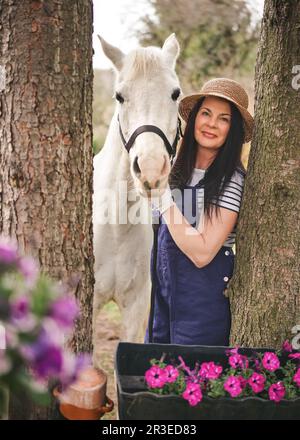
161;204;237;268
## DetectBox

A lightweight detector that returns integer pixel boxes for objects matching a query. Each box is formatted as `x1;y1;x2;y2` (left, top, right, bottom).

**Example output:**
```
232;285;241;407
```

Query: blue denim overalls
145;180;234;346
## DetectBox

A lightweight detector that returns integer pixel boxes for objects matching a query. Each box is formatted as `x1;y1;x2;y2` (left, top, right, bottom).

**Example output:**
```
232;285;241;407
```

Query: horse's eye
171;88;181;101
115;92;124;104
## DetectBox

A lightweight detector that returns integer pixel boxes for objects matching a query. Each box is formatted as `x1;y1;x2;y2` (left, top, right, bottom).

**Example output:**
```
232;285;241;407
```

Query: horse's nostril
155;180;160;188
144;181;151;191
133;156;141;175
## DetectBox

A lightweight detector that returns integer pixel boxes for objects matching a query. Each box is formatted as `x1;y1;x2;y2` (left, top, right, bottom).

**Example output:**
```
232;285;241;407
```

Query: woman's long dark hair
169;97;246;220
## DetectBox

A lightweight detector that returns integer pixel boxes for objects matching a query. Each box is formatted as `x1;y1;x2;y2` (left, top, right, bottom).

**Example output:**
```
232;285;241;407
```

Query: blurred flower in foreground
0;236;91;417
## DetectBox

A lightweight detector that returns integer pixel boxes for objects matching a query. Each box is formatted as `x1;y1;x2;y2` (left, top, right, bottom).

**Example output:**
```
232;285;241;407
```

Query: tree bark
229;0;300;348
0;0;94;418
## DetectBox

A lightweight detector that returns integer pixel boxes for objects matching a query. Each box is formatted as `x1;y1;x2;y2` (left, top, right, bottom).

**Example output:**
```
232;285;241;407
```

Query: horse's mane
121;47;166;80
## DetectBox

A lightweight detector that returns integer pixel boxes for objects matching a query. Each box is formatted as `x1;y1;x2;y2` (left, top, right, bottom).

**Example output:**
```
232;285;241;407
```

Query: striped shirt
186;167;245;247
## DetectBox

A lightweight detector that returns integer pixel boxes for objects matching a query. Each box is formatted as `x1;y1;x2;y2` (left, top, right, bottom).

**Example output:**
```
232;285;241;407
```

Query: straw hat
179;78;254;143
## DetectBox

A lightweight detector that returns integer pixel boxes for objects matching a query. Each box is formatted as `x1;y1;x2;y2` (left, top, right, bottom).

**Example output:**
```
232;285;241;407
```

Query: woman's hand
149;184;174;214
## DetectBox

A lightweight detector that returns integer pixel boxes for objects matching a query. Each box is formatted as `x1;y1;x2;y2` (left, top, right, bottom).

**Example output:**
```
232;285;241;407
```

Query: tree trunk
0;0;94;418
229;0;300;348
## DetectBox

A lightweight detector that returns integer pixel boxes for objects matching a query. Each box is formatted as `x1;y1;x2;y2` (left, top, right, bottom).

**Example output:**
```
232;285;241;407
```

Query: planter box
115;342;300;420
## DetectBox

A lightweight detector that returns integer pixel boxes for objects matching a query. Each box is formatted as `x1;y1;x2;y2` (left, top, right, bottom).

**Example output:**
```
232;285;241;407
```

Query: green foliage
207;379;226;398
136;0;260;92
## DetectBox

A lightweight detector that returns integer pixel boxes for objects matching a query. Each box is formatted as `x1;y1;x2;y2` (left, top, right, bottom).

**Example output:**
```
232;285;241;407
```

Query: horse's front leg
117;277;152;343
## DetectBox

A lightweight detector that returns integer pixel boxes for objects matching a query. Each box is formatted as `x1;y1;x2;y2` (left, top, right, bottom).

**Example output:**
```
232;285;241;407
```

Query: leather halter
117;115;182;165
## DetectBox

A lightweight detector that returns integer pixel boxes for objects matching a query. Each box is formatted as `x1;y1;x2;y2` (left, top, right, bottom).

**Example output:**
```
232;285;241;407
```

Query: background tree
93;0;260;157
136;0;260;93
0;0;94;418
229;0;300;348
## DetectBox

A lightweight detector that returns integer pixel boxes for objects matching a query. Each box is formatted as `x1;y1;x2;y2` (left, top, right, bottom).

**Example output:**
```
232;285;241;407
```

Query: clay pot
53;366;114;420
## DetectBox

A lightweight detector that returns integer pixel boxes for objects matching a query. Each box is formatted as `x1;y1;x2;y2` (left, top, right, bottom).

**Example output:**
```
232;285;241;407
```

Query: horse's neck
101;113;132;186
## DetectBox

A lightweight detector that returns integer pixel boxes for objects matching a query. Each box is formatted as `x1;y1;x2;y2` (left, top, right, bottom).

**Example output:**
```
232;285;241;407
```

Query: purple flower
269;382;285;403
164;365;179;383
59;352;92;388
0;238;19;265
18;256;39;285
229;354;249;370
282;340;293;353
293;369;300;387
182;383;202;406
248;373;266;393
199;362;223;380
49;295;80;329
262;352;280;372
145;366;167;388
11;313;37;333
22;331;63;379
224;376;243;397
10;296;30;320
32;343;63;379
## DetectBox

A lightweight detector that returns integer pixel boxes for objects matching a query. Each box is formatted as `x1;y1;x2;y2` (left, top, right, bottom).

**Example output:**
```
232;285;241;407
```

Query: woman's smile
201;131;218;139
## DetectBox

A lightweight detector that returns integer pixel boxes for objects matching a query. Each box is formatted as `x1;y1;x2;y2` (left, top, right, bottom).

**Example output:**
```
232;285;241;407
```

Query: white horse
93;34;181;348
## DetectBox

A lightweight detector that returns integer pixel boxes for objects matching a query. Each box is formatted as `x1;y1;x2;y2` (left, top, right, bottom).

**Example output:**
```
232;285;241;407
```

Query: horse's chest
115;246;151;292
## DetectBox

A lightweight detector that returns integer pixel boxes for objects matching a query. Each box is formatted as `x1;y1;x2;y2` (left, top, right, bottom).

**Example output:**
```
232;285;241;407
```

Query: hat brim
179;92;254;143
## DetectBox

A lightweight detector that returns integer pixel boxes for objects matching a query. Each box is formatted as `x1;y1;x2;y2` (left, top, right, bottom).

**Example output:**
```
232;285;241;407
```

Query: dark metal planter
115;342;300;420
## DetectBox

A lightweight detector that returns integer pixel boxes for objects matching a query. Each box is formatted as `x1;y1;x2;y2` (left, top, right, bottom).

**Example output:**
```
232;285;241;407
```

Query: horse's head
99;34;181;196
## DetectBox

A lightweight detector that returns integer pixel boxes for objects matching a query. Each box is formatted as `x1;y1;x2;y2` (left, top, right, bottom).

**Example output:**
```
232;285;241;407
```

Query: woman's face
194;96;232;150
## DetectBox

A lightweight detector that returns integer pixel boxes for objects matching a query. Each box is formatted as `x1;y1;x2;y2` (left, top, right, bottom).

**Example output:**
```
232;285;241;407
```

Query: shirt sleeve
212;169;245;213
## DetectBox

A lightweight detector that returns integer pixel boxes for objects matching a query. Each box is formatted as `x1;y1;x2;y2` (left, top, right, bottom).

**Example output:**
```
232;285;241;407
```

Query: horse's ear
162;33;180;69
98;35;125;71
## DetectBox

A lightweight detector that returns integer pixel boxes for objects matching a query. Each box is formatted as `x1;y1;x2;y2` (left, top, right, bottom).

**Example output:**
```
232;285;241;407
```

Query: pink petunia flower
253;357;262;372
182;382;203;407
199;362;223;380
238;376;248;390
282;340;293;353
145;365;167;389
288;353;300;360
224;376;243;397
248;372;266;393
164;365;179;383
229;354;249;370
293;369;300;387
226;347;240;357
262;352;280;372
268;382;285;403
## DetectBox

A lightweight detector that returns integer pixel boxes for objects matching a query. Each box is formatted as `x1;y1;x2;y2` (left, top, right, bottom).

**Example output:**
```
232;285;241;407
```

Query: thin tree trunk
229;0;300;348
0;0;94;418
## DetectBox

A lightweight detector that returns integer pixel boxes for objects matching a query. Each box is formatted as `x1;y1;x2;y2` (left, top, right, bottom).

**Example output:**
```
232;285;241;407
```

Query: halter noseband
117;115;182;165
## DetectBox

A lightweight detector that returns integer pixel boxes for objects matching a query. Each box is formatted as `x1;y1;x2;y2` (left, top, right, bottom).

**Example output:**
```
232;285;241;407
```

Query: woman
145;78;254;346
